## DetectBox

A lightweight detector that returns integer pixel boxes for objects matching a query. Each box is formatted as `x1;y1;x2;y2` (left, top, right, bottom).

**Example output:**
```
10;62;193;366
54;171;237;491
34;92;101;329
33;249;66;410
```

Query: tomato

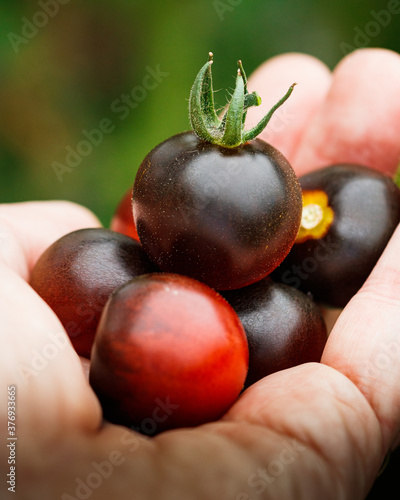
110;187;140;241
222;278;327;387
89;273;248;433
132;55;302;290
30;228;158;358
273;164;400;307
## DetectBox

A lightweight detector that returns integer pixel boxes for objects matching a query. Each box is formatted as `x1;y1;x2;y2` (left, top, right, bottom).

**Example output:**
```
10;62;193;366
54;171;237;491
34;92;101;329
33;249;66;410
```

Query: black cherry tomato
133;131;301;290
273;164;400;307
30;228;158;358
222;278;327;387
133;55;302;290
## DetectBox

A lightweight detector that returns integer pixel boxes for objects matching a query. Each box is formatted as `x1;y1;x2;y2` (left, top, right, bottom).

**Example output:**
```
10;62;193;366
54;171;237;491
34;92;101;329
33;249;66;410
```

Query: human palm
2;48;400;500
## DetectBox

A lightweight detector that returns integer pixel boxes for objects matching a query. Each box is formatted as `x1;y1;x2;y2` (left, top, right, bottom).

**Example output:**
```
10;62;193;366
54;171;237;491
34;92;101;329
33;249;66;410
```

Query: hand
2;48;400;500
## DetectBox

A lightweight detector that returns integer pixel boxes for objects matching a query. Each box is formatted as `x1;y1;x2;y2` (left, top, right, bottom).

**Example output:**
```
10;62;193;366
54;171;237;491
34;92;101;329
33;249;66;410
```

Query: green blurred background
1;0;399;226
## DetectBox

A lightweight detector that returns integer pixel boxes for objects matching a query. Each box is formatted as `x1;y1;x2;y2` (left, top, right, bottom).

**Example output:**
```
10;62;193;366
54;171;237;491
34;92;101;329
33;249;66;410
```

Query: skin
1;48;400;499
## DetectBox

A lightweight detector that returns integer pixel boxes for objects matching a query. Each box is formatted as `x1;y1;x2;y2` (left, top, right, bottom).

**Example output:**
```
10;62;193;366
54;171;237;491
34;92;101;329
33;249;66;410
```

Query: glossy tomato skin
110;187;140;241
133;131;302;290
89;273;249;433
30;228;158;358
222;278;327;387
273;164;400;307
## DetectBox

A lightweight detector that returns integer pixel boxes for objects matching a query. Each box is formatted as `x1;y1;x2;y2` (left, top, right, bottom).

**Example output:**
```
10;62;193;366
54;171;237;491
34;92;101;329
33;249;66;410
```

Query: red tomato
89;273;249;434
110;187;140;242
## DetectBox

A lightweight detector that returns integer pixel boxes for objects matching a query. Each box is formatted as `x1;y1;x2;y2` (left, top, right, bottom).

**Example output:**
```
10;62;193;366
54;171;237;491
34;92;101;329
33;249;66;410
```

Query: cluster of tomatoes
30;54;400;434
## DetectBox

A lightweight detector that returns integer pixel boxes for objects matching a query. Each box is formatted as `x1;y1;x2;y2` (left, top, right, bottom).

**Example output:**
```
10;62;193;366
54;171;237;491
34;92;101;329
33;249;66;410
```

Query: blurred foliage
0;0;399;225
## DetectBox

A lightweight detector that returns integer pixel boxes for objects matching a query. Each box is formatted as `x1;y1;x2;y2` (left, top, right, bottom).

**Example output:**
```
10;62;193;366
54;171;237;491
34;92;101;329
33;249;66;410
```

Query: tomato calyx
189;52;297;148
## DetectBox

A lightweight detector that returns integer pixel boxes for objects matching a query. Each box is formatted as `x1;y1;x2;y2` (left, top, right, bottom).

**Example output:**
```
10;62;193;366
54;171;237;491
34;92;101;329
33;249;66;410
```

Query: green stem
237;60;249;125
242;83;297;143
244;91;262;111
201;52;221;130
221;69;245;147
217;66;260;133
189;54;296;148
188;58;218;143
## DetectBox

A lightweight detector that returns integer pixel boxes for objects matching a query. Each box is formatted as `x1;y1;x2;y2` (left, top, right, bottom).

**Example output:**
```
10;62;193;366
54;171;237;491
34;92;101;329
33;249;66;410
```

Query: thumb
322;223;400;451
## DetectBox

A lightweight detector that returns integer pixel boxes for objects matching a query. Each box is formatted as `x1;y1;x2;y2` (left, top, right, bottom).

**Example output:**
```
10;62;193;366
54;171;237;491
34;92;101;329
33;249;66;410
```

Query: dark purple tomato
89;273;248;434
222;278;327;387
273;164;400;307
132;131;302;290
29;228;158;358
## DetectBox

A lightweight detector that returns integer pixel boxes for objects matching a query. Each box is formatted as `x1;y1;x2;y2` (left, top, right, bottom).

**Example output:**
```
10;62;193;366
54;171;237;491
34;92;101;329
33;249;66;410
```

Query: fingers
248;49;400;180
218;228;400;495
0;263;102;441
0;200;101;278
16;376;379;500
224;363;382;498
321;223;400;451
293;48;400;176
246;52;332;164
0;201;102;444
